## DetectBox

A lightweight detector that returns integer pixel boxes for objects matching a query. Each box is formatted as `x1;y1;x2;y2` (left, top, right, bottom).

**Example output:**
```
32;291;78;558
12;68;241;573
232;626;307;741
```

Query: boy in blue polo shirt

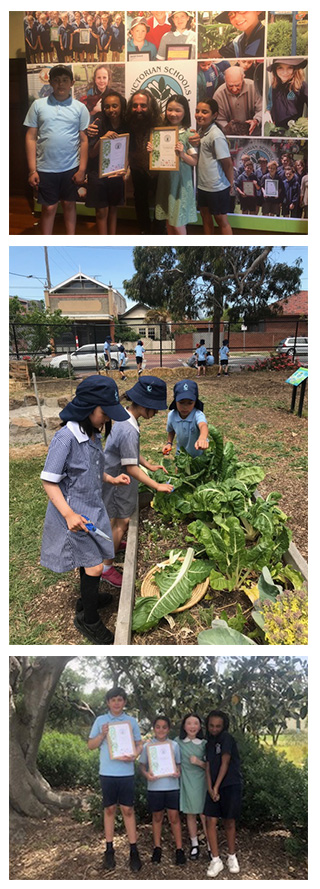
24;65;90;234
139;715;186;866
88;686;143;872
162;379;209;458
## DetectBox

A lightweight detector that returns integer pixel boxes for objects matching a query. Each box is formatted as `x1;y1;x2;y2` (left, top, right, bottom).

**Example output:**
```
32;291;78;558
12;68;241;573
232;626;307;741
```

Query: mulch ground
9;811;307;881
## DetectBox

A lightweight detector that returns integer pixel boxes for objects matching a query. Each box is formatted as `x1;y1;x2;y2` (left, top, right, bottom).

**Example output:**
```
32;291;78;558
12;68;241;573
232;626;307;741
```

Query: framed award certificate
79;29;90;44
99;133;129;178
265;178;279;197
127;52;151;61
147;741;176;777
243;180;255;196
165;44;192;60
149;127;179;171
107;721;136;759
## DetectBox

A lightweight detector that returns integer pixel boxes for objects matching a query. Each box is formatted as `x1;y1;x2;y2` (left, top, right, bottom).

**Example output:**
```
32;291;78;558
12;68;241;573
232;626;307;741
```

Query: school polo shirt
23;94;90;172
167;407;207;457
139;739;181;791
206;731;242;788
197;122;231;192
89;712;141;777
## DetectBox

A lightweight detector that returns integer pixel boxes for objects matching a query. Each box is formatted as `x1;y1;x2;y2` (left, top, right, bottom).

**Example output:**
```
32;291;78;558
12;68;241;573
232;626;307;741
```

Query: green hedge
38;730;307;853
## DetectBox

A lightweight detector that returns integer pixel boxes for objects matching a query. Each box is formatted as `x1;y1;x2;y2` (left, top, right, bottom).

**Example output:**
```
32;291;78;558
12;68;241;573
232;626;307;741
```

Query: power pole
44;246;52;290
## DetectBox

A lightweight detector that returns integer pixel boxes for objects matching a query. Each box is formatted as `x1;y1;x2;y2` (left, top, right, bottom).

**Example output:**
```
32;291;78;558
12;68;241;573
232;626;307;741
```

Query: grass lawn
261;730;308;768
10;369;307;645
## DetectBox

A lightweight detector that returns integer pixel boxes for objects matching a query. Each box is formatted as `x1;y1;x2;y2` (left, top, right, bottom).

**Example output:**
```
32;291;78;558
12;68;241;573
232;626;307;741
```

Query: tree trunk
10;656;78;818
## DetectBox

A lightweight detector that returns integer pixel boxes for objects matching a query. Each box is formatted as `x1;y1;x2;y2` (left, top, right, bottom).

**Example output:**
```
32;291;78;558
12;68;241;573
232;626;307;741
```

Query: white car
276;337;308;356
50;343;122;371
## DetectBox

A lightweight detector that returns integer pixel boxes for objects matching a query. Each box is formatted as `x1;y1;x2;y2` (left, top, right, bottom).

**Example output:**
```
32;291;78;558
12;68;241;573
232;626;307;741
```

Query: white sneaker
207;857;224;877
227;853;240;874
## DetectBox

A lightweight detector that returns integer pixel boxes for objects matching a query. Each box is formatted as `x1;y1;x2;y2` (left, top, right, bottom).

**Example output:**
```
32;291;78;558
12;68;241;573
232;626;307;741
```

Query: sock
103;564;112;573
130;843;137;852
191;837;198;846
106;841;113;851
212;856;220;862
79;572;100;624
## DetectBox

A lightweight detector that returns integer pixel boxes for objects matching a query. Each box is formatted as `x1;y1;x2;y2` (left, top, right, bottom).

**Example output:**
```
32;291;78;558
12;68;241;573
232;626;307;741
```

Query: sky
9;245;308;311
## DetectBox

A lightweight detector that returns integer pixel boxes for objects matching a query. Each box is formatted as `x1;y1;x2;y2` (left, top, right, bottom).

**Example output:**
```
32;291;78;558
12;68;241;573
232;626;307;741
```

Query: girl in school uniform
204;710;242;878
40;376;130;646
85;90;128;235
139;715;186;866
176;713;208;860
189;99;234;235
102;377;174;586
162;379;209;458
149;94;198;235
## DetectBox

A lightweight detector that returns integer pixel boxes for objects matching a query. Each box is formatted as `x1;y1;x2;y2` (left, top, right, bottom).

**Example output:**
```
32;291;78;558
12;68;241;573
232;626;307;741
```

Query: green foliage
237;732;307;855
267;20;308;56
132;550;213;633
37;731;100;789
245;353;300;372
198;619;257;646
9;296;71;356
24;360;74;379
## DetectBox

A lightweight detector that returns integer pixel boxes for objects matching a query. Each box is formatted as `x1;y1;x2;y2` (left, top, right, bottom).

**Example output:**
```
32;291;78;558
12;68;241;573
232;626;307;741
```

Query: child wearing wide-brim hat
266;58;308;130
40;375;130;645
102;376;174;581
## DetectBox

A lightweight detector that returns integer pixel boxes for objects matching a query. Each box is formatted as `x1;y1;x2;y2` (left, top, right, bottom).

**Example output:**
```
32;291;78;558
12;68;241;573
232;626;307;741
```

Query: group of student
232;150;308;218
88;686;242;877
24;11;125;63
191;339;230;376
40;373;209;645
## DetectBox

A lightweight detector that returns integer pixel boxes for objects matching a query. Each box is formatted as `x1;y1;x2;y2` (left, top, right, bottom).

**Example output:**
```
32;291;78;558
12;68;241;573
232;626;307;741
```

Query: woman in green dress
148;94;198;235
176;712;209;860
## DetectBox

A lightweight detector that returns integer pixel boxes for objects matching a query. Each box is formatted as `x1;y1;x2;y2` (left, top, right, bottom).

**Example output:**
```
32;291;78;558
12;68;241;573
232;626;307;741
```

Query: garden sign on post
286;367;308;417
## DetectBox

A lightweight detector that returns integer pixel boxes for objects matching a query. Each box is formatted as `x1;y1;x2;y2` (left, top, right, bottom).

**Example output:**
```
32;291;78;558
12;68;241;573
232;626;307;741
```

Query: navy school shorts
37;167;79;205
204;785;242;820
148;789;180;812
100;774;135;808
197;186;231;216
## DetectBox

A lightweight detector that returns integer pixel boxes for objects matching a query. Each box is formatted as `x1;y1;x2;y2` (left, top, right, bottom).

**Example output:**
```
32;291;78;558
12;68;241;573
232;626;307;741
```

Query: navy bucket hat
169;379;204;411
59;375;129;422
125;376;167;410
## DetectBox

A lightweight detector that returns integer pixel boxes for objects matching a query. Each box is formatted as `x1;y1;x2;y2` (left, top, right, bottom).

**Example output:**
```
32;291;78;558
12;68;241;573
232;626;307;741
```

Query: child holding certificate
86;90;128;234
88;686;143;873
148;94;198;234
139;716;186;866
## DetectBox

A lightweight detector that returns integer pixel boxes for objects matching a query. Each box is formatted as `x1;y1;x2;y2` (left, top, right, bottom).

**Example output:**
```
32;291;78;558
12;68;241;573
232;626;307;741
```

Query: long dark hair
205;709;229;739
126;89;163;128
179;712;204;740
164;93;191;128
101;89;127;124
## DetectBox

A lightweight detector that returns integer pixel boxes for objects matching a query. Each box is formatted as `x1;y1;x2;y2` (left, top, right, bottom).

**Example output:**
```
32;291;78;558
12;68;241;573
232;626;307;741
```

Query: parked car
276;337;308;356
50;343;123;371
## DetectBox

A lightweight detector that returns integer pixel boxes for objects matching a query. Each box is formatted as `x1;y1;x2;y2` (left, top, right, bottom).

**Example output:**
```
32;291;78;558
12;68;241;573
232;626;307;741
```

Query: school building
44;272;126;350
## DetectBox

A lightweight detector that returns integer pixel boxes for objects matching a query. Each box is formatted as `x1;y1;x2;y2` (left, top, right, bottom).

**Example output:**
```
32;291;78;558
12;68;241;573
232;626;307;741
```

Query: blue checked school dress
40;421;114;572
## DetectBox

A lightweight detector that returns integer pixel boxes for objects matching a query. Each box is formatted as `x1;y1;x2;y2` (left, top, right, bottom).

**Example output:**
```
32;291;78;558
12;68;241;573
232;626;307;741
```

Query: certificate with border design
99;133;129;178
265;178;279;197
165;44;192;60
79;29;90;45
149;126;179;171
147;741;176;777
107;721;136;759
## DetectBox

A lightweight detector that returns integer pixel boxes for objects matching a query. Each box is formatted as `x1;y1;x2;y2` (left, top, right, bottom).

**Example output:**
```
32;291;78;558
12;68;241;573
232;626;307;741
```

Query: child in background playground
40;376;130;645
195;339;207;376
162;379;209;458
218;340;229;375
204;710;242;878
135;340;145;375
102;377;174;586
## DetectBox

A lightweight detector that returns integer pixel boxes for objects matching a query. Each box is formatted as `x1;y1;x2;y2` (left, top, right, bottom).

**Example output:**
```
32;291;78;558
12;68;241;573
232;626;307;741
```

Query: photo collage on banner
24;10;308;228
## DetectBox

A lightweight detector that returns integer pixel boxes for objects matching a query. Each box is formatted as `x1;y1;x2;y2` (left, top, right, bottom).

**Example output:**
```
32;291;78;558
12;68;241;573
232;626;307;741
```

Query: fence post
32;372;47;446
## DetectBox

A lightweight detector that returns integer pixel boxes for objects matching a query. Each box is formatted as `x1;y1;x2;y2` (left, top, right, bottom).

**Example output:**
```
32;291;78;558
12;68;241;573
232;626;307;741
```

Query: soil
9;811;307;881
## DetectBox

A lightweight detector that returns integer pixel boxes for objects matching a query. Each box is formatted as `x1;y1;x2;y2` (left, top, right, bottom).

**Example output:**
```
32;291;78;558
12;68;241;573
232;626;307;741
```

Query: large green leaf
132;549;212;633
198;619;257;645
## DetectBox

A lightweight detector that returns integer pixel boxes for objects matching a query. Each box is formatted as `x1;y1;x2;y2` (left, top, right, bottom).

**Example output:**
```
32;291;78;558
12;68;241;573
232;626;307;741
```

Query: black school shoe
151;846;162;864
129;848;142;872
76;592;113;614
190;845;200;860
175;848;186;866
74;614;114;645
104;848;116;870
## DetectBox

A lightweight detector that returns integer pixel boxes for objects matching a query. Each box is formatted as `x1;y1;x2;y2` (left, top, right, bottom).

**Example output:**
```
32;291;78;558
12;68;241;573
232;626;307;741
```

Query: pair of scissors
81;515;112;540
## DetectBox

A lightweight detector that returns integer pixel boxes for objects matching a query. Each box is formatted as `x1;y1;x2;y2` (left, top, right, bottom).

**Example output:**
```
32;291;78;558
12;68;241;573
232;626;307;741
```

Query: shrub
244;353;300;373
236;733;307;855
37;731;100;789
262;587;308;645
26;361;74;379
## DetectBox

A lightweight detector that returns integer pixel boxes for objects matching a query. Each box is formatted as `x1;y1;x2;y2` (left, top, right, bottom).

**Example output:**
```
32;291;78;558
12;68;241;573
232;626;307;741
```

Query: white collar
67;420;89;442
173;28;189;35
183;736;202;744
127;412;140;433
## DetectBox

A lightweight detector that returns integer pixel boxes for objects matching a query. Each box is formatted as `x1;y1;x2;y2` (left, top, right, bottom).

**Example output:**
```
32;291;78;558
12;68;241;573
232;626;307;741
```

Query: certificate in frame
127;51;151;61
107;721;136;760
79;29;90;45
165;44;192;60
99;133;129;178
149;126;179;171
147;741;176;778
265;178;279;197
243;180;255;196
50;26;59;41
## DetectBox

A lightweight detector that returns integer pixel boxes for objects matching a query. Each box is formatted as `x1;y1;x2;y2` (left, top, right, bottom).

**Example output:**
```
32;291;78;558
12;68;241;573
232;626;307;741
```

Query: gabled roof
120;302;149;318
49;272;110;293
271;290;308;316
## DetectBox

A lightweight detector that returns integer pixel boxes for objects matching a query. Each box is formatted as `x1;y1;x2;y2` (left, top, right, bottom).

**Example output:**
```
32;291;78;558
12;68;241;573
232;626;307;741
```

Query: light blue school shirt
197;121;231;192
139;738;181;791
89;711;141;776
167;407;207;457
23;94;90;172
135;344;145;358
195;345;207;361
220;345;229;360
